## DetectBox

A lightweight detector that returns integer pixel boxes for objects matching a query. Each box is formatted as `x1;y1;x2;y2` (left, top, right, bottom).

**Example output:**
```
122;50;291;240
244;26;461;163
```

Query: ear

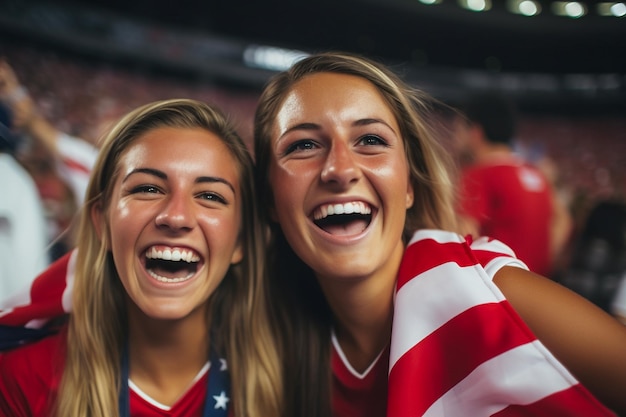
230;240;244;265
90;201;110;249
406;179;415;209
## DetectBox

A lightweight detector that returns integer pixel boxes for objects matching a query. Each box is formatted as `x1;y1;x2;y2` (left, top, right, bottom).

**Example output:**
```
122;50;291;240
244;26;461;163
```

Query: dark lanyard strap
119;342;231;416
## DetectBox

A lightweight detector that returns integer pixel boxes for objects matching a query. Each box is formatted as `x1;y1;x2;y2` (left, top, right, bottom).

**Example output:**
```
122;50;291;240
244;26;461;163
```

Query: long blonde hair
56;98;283;417
253;52;459;417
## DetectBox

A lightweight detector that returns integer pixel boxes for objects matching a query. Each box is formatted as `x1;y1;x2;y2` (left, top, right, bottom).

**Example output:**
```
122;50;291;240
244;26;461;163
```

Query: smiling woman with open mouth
0;99;284;417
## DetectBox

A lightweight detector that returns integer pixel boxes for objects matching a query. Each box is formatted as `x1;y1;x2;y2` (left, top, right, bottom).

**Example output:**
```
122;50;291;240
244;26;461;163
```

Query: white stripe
56;132;97;206
483;256;528;279
407;230;528;278
423;341;579;417
408;229;463;246
61;248;78;313
470;236;518;258
469;236;529;277
390;261;505;369
331;331;385;379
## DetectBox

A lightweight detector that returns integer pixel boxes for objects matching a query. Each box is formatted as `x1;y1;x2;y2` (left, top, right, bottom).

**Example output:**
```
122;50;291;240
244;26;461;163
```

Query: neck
318;242;402;372
126;304;210;406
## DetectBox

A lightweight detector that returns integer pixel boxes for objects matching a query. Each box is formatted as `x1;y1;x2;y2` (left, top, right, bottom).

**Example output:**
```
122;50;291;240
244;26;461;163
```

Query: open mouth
312;202;373;236
145;246;200;283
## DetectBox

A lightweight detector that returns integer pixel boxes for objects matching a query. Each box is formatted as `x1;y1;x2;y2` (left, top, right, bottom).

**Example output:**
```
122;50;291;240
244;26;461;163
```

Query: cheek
108;200;139;244
373;159;408;185
270;178;303;223
374;159;412;204
268;164;297;214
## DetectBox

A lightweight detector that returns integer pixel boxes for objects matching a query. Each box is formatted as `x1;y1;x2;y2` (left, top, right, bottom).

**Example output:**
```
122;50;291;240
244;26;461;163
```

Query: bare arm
494;266;626;414
0;60;61;157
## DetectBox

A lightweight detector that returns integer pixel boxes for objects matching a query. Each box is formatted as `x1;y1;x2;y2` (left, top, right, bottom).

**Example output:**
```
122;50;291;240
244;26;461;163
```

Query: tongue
321;219;368;236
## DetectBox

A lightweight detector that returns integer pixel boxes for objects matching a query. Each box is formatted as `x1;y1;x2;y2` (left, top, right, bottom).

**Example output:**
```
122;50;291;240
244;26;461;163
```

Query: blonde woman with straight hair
0;98;283;417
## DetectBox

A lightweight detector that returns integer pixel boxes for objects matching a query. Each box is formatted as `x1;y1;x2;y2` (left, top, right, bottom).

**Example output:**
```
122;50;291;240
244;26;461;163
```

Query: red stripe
388;300;536;417
0;252;71;326
61;157;91;175
492;387;617;417
398;238;509;290
397;240;476;290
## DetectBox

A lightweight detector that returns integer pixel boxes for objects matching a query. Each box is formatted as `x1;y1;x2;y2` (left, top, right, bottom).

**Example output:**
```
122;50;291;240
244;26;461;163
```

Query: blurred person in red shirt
454;92;572;278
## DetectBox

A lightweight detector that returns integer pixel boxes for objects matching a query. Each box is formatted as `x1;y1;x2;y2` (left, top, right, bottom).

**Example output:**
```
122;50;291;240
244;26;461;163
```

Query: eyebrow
354;118;397;133
124;168;236;193
280;118;396;137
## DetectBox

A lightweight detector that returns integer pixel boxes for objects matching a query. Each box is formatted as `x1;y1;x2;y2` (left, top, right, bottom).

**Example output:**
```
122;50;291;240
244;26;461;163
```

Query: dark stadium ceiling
4;0;626;114
79;0;626;75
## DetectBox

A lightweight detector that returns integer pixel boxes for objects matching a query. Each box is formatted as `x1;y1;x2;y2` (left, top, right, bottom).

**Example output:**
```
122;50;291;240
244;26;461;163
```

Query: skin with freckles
94;127;243;322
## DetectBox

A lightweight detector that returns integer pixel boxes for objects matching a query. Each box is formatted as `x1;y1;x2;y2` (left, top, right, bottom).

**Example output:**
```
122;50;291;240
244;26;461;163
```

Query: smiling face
268;72;414;283
94;127;243;321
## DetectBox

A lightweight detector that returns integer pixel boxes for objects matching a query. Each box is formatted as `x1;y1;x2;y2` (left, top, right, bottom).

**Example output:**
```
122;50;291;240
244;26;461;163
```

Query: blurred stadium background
1;0;625;217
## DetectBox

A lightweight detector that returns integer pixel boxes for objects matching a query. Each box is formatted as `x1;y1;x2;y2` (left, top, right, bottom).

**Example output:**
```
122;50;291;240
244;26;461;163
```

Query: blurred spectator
0;102;49;305
454;92;573;278
0;59;98;257
559;198;626;315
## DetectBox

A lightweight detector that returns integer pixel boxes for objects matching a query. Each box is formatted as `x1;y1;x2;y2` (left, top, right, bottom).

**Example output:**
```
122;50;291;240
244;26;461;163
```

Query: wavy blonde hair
56;98;283;417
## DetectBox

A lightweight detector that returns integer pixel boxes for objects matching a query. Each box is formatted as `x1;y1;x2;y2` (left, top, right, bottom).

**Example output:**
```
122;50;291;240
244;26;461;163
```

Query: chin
141;304;196;321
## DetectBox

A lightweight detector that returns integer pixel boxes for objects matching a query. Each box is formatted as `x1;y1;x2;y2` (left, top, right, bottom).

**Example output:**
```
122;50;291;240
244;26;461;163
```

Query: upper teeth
314;202;372;220
146;247;200;262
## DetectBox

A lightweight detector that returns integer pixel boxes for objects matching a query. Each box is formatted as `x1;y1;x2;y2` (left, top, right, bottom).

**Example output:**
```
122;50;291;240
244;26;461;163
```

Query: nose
320;140;360;187
155;192;197;231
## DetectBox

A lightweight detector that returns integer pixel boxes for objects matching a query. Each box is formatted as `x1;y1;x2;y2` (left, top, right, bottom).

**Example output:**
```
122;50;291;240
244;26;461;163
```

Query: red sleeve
0;250;74;327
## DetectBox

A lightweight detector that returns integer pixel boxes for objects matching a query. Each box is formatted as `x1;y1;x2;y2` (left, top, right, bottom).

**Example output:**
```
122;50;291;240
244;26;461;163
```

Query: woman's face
95;127;243;320
269;72;414;283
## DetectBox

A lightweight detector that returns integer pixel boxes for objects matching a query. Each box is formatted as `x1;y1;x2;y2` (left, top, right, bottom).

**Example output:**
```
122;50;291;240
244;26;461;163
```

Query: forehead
119;127;240;180
274;72;397;131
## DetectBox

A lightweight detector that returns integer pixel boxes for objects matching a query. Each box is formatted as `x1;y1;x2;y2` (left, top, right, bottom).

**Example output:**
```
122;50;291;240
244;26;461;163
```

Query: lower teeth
148;270;193;283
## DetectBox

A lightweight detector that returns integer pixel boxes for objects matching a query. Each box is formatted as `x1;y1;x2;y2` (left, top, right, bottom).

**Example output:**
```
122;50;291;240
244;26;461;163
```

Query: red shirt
332;334;388;417
0;329;218;417
459;158;553;276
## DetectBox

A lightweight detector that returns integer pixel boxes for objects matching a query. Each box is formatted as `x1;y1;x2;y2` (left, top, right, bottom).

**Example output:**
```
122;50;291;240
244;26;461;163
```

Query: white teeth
148;270;194;283
313;202;372;220
146;246;200;263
